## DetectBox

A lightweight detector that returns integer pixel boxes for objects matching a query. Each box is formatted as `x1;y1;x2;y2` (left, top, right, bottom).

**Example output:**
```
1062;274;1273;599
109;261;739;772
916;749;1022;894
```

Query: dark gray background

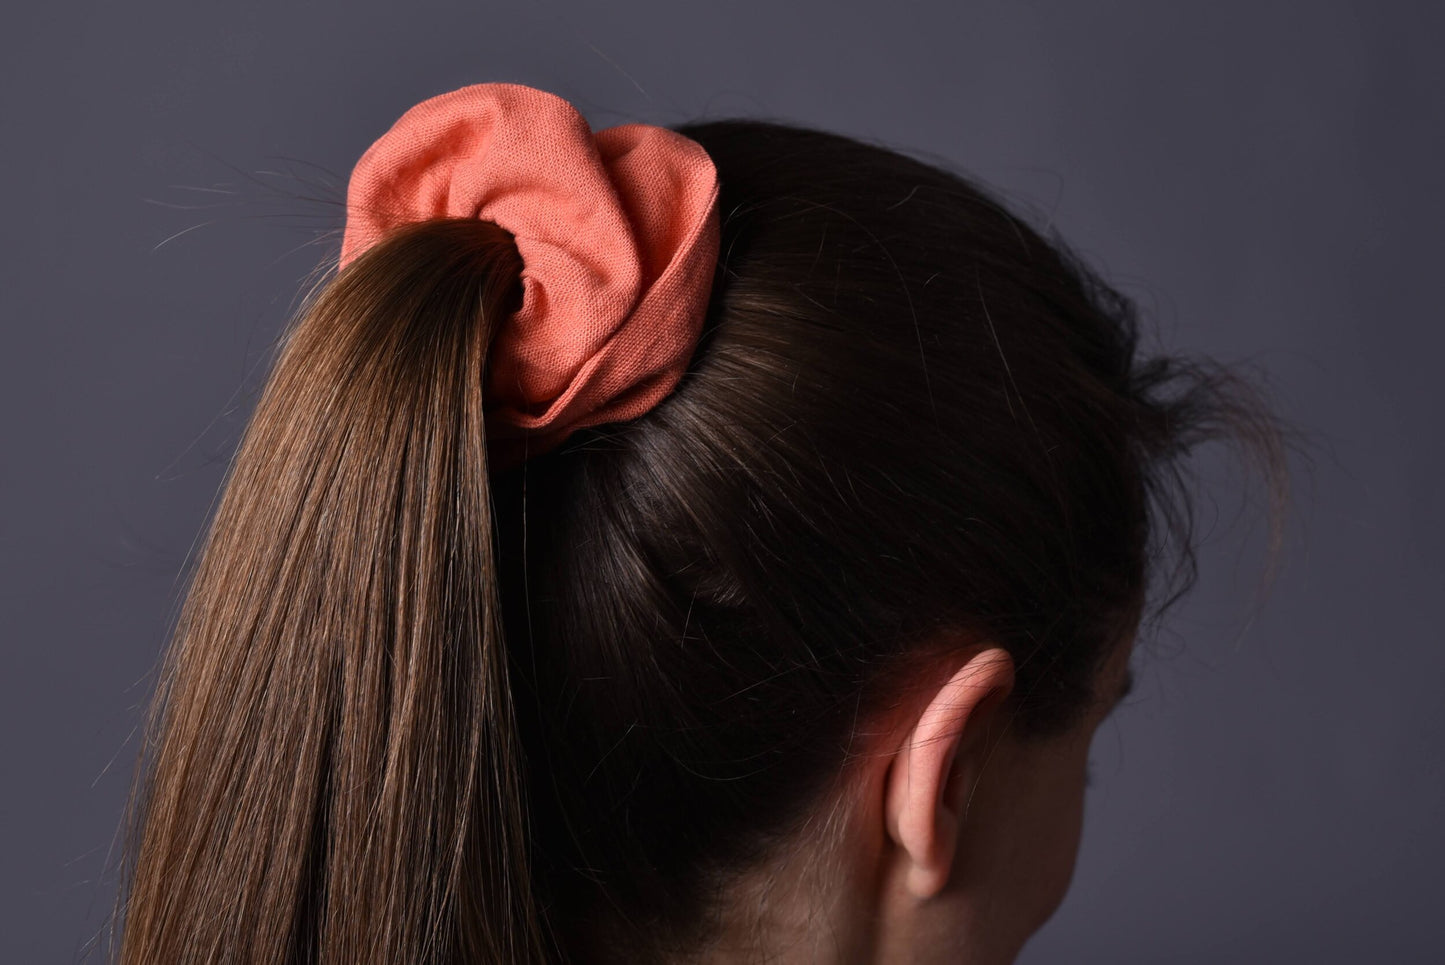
4;1;1440;961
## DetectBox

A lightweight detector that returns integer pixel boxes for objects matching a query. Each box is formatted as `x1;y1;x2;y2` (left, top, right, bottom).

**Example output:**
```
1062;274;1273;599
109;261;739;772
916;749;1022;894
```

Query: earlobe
883;646;1015;899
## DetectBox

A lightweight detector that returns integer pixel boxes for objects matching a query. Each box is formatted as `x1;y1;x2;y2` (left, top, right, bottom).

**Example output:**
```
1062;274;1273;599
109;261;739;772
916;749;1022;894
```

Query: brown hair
113;118;1287;964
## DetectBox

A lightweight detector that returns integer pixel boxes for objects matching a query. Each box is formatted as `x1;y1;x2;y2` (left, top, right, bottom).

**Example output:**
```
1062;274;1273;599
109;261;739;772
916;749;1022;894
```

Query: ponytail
116;92;1290;964
117;218;552;964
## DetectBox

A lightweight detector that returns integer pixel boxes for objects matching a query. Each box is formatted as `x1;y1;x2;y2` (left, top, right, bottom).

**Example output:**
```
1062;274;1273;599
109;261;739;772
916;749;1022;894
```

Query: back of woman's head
114;95;1285;965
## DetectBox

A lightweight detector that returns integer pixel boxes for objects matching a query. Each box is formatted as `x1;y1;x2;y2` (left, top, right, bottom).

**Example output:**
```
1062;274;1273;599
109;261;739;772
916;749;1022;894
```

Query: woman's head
114;92;1285;965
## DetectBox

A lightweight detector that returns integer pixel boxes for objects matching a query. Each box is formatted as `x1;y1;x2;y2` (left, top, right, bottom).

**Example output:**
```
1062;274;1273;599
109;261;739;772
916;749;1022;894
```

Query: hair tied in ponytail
340;82;722;468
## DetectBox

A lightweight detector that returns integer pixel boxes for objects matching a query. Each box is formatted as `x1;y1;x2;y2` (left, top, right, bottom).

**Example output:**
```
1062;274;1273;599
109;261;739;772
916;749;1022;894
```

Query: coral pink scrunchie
339;82;721;468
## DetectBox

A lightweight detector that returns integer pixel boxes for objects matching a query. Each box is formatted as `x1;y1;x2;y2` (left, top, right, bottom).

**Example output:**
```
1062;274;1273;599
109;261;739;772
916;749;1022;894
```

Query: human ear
882;646;1015;899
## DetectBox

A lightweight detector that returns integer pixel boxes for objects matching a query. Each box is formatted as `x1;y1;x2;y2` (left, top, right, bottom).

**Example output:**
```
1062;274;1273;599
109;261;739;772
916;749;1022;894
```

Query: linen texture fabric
340;82;722;467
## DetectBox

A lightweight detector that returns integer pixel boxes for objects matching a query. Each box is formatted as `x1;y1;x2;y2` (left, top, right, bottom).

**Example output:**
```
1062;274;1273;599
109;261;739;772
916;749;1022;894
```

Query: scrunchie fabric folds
340;82;721;466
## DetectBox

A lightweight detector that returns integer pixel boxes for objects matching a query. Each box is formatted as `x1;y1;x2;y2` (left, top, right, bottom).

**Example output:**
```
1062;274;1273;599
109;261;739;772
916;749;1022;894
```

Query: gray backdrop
4;1;1440;961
